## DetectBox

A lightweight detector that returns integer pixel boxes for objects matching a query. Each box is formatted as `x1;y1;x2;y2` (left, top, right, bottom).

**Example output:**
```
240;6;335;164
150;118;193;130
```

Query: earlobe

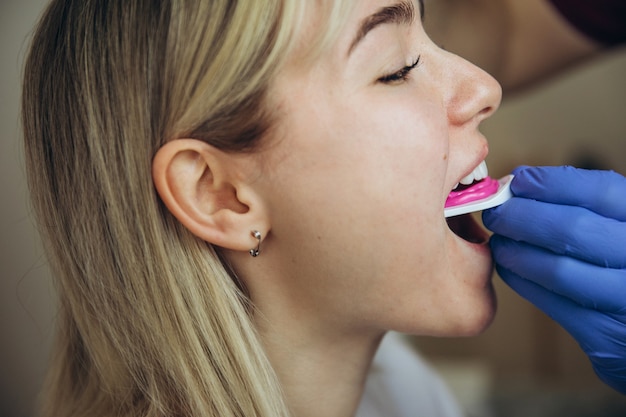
152;139;269;252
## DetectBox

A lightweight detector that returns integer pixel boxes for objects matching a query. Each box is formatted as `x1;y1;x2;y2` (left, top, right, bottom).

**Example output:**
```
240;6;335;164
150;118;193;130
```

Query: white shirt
356;332;464;417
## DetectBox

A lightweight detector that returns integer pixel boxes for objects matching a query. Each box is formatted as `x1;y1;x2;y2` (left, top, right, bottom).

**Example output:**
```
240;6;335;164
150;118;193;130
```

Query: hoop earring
249;230;262;257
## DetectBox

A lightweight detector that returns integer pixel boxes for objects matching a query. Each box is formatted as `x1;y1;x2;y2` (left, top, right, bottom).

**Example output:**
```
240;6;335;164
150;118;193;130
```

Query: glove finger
497;264;606;343
511;166;626;221
491;235;626;313
484;198;626;268
591;360;626;396
497;265;626;395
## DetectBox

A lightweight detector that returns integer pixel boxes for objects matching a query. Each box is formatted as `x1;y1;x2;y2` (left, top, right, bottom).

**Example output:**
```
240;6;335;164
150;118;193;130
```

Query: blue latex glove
482;165;626;394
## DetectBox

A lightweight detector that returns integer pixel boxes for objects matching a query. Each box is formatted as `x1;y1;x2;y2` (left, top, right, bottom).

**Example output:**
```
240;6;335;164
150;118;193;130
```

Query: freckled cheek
390;122;449;182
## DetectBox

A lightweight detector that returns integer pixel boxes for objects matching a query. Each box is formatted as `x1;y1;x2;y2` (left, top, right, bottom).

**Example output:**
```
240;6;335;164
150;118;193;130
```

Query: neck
229;250;386;417
259;317;384;417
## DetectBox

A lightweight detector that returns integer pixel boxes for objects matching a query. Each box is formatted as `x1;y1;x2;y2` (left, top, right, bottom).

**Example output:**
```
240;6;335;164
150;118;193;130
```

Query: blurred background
2;1;626;416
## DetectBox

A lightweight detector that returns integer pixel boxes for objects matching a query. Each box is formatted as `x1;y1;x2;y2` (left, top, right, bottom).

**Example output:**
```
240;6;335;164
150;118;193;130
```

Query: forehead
348;0;420;56
283;0;420;68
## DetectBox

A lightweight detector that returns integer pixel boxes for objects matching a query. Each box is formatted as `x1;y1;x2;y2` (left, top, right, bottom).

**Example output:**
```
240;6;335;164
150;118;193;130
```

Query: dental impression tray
444;175;514;218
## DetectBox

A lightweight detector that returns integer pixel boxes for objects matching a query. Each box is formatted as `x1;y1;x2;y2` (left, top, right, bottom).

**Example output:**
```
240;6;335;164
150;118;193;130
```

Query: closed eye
378;55;421;84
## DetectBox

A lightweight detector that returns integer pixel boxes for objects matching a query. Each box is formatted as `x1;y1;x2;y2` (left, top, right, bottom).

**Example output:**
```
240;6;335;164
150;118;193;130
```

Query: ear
152;139;269;252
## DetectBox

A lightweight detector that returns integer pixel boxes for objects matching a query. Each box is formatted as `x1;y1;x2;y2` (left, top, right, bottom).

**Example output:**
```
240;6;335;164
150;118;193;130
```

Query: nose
443;52;502;127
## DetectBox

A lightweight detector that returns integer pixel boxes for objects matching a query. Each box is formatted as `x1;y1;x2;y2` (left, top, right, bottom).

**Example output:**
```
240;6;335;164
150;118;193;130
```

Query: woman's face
253;0;502;337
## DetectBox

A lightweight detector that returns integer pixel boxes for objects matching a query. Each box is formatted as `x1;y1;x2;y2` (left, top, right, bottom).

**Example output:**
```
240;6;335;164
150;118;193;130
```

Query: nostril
478;105;495;118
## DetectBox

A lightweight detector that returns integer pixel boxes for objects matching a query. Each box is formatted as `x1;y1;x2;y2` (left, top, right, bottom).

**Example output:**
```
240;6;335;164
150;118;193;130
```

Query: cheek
352;99;450;214
269;86;452;228
268;82;451;235
269;101;450;266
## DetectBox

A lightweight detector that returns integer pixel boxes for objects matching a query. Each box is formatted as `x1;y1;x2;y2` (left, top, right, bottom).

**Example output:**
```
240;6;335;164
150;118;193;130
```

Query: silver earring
249;230;262;257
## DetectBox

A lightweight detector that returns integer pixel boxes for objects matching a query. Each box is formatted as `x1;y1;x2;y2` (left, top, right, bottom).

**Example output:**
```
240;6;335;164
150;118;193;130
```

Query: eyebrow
347;0;424;57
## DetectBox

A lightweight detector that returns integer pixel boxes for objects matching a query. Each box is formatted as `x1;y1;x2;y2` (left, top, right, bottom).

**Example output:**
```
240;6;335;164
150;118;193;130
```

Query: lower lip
446;214;494;287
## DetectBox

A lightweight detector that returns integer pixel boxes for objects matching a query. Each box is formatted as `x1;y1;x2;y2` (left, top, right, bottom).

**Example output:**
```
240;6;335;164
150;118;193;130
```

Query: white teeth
459;173;475;185
479;161;488;178
454;161;489;188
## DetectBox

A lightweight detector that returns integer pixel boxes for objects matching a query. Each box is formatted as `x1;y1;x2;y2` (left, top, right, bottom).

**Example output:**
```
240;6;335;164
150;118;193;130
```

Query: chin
396;280;498;338
450;283;498;337
423;269;498;338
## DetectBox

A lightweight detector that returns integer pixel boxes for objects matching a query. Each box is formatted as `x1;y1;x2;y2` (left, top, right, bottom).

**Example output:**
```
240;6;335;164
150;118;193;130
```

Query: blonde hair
22;1;349;416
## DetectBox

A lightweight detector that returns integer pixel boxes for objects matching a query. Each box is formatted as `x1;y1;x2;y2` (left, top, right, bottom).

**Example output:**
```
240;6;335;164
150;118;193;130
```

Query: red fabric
550;0;626;45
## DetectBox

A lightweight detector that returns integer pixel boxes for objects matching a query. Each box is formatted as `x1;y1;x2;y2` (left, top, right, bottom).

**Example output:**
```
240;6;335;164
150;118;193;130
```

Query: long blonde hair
22;1;346;416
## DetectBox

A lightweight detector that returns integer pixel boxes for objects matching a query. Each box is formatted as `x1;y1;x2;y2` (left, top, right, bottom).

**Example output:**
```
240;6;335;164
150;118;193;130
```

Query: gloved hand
482;165;626;394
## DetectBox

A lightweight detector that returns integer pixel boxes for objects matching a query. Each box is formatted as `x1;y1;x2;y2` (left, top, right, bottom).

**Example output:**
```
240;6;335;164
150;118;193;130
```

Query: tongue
445;177;499;208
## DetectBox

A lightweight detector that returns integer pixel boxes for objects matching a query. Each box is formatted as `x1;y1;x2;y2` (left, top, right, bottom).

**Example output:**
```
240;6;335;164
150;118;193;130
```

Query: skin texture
153;0;502;415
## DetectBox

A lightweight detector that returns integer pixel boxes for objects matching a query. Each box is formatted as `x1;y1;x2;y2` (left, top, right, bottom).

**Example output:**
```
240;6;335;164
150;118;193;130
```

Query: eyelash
378;55;421;84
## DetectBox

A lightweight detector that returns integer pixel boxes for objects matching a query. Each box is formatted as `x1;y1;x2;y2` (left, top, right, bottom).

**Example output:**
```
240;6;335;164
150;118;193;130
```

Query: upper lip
449;146;489;192
453;160;489;190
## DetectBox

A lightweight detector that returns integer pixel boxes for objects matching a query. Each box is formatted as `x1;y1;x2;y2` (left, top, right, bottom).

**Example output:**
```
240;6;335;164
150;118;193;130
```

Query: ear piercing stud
249;230;262;257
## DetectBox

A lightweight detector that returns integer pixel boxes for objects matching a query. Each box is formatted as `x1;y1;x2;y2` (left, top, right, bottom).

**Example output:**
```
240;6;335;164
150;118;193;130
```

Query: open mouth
445;161;497;208
446;177;499;208
444;161;494;244
446;213;489;243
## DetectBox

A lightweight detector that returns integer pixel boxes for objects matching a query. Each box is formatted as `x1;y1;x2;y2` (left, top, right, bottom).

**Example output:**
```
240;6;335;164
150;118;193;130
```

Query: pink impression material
445;177;499;208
